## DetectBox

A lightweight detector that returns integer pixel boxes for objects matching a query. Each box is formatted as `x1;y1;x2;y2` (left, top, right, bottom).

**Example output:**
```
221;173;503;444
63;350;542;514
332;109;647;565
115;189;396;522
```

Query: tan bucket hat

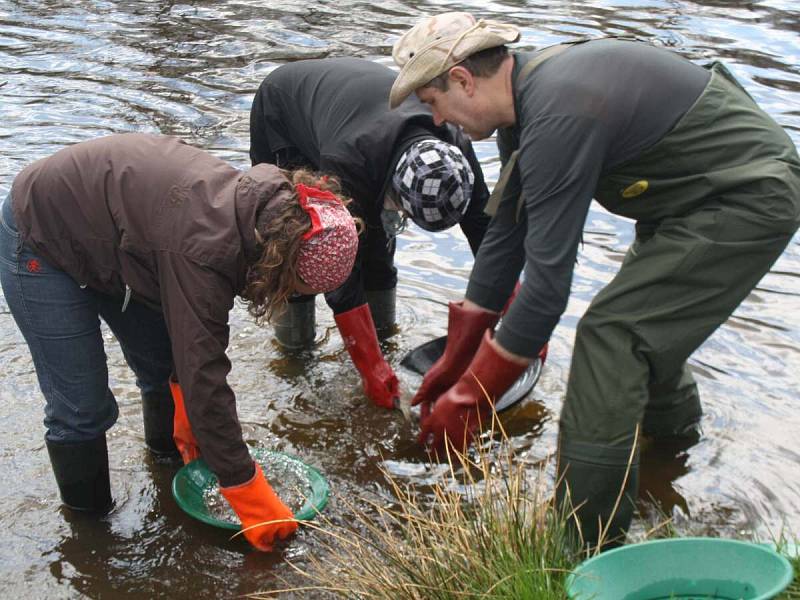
389;12;520;108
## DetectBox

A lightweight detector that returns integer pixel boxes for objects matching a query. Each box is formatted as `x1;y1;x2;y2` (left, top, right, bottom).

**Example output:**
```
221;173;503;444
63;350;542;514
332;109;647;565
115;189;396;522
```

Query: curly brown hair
241;169;358;324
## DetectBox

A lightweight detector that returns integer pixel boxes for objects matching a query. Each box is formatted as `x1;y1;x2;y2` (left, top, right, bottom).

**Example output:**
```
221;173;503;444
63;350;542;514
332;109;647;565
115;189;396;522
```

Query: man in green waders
390;12;800;549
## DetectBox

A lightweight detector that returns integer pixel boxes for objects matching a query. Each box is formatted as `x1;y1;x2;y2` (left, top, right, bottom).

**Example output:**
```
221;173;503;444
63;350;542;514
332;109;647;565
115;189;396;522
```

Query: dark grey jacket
250;57;491;311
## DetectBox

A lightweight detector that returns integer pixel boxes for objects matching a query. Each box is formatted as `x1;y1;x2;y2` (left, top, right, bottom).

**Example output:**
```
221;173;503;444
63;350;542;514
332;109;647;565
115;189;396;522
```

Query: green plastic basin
566;537;793;600
172;447;329;530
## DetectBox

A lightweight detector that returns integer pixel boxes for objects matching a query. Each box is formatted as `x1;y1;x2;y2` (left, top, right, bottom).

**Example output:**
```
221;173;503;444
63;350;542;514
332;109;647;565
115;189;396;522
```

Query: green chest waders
490;48;800;548
557;61;800;549
564;61;800;442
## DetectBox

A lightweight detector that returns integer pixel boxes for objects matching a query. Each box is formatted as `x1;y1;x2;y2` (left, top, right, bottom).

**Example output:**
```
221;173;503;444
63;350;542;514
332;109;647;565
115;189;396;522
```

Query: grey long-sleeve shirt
466;39;710;357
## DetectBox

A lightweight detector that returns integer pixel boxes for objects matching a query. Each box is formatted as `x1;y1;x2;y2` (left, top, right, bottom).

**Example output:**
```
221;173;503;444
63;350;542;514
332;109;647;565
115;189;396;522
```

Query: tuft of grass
249;408;799;599
784;555;800;599
253;415;581;599
777;553;800;599
773;532;799;600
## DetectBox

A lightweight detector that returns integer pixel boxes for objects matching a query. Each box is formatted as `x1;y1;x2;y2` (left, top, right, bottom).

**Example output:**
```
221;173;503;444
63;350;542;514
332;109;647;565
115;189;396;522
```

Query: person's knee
103;301;173;391
561;370;644;444
126;353;172;396
44;388;118;443
566;315;650;435
126;356;172;396
573;308;629;352
363;267;398;292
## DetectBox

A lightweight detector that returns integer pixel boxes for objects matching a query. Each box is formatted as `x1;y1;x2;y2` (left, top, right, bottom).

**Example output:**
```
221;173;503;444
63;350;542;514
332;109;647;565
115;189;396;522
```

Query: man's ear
448;65;475;95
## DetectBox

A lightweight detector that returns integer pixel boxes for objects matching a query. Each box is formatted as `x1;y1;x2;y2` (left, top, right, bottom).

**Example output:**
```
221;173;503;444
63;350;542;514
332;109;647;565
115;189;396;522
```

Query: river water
0;0;798;597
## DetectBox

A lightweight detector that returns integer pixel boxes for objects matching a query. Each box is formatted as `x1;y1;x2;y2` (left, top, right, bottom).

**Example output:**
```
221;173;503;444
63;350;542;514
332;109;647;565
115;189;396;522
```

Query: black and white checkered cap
392;140;474;231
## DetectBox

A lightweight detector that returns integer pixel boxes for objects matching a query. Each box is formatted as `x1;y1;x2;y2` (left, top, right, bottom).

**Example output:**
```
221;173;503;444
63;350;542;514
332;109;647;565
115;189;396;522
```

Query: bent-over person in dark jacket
250;57;492;410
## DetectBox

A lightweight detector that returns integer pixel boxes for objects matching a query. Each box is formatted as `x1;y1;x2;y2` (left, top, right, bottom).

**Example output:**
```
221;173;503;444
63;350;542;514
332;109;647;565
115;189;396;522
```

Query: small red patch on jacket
26;259;42;273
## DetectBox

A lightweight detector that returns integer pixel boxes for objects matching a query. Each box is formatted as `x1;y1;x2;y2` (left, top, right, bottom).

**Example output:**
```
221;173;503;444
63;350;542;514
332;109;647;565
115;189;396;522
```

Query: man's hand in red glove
411;301;501;419
419;331;532;454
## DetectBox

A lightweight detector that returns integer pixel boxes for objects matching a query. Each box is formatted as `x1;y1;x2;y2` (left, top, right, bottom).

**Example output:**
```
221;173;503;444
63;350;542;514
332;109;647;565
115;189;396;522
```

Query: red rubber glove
419;331;529;454
219;463;298;551
169;379;201;464
411;302;500;418
335;303;399;409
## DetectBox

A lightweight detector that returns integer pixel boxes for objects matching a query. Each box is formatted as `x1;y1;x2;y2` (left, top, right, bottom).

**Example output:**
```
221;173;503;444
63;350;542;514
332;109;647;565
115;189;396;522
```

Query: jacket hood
231;162;295;264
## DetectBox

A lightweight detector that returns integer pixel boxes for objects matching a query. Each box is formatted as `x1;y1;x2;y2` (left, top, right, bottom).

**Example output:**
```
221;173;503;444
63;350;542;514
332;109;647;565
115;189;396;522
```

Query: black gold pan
400;335;543;413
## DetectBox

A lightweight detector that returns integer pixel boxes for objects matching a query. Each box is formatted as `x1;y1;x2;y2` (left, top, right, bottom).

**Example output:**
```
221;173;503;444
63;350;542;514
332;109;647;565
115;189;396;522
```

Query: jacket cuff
465;280;510;313
494;316;556;360
217;460;256;489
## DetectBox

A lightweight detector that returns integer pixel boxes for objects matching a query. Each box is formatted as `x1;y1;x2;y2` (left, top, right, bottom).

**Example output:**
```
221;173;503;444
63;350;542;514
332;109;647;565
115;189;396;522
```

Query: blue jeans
0;194;174;443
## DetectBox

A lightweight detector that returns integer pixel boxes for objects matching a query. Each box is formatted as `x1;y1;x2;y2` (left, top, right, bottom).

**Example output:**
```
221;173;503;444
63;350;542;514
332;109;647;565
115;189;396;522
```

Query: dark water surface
0;1;798;597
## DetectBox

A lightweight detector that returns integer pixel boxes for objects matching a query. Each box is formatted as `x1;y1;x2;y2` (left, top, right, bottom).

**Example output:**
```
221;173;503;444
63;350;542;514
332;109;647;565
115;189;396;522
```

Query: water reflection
0;0;798;597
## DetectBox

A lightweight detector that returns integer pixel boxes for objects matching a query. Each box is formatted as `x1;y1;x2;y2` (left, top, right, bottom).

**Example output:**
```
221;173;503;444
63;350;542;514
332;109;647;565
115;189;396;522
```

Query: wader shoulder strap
518;42;574;80
485;42;576;218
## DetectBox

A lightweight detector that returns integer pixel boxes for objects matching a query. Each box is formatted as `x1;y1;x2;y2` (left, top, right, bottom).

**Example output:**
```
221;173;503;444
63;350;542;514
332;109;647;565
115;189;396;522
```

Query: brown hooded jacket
11;133;294;485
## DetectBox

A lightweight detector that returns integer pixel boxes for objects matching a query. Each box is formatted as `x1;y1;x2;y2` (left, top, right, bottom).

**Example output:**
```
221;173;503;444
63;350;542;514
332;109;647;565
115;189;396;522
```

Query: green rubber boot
556;437;639;551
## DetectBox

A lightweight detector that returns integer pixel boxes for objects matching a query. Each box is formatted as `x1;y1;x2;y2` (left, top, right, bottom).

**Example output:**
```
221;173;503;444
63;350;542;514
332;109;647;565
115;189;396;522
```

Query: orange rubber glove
220;463;299;551
169;379;201;464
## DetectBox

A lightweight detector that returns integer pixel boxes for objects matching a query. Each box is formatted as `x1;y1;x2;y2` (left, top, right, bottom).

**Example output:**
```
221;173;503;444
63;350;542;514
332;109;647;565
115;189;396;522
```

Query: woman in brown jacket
0;132;359;551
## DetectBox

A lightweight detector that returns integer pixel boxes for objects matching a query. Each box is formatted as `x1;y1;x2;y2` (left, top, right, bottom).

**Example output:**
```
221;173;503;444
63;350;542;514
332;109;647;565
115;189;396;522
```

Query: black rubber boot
142;389;180;459
643;399;703;450
556;437;640;552
46;435;113;514
643;367;703;447
365;287;396;334
273;297;316;349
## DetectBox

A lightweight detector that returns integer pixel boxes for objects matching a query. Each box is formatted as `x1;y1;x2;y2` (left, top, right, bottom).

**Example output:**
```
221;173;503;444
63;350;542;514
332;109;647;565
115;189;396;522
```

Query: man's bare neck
492;55;517;128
